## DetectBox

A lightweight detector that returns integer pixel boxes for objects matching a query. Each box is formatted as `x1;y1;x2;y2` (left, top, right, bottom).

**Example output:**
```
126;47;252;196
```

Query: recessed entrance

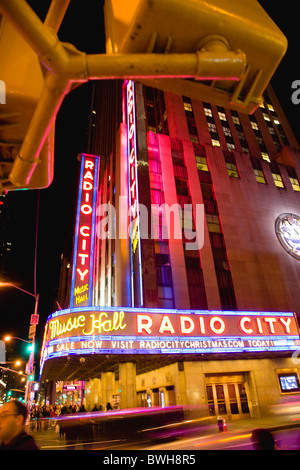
205;373;250;419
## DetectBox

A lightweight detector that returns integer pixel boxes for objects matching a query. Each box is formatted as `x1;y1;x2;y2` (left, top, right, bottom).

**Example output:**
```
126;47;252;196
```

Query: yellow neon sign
48;311;127;340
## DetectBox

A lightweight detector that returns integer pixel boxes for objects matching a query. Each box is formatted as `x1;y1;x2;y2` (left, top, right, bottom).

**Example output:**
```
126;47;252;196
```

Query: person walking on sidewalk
0;401;39;450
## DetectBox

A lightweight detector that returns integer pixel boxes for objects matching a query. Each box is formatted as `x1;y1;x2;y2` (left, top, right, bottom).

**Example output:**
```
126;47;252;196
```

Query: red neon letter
83;181;93;191
78;253;89;265
264;317;276;334
85;160;94;170
137;315;152;334
76;268;89;281
240;317;253;334
279;317;291;334
256;317;263;333
210;317;225;335
84;171;94;180
80;226;90;237
180;316;195;334
159;316;175;334
81;204;92;215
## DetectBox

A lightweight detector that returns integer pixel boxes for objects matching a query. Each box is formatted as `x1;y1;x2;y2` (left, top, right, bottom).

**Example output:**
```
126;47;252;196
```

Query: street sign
28;324;36;341
30;314;39;325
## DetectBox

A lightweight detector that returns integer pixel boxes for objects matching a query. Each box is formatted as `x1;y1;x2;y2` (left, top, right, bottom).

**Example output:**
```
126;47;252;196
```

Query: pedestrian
0;400;39;450
251;428;277;450
217;415;223;432
78;403;86;413
106;402;112;411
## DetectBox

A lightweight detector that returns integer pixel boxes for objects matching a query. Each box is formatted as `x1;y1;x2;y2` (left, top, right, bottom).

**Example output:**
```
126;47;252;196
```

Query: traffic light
0;16;54;192
28;375;34;381
104;0;287;114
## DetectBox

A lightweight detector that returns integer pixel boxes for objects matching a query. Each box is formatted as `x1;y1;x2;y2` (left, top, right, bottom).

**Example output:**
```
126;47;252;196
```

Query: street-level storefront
39;306;300;418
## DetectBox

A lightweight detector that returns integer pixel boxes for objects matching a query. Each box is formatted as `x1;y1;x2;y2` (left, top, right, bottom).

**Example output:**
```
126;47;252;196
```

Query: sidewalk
29;414;300;450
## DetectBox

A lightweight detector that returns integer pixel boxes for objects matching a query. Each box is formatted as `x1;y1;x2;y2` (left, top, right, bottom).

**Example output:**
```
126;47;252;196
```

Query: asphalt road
33;422;300;451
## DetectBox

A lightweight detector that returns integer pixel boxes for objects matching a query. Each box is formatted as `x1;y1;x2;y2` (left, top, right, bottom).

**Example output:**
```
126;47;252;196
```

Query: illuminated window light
211;139;220;147
218;112;227;121
290;178;300;191
254;169;266;184
226;163;239;178
184;102;193;112
204;108;213;117
272;173;285;188
261;152;270;162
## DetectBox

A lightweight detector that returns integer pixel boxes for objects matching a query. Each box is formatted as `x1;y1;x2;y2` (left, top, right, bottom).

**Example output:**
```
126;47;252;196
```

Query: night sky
0;1;299;366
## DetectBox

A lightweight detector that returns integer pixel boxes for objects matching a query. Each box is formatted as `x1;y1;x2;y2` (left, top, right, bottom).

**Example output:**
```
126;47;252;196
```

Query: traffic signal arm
0;0;287;190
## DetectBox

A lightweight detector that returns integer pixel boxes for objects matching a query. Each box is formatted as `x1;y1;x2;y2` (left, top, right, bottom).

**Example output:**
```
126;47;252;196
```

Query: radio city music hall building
39;79;300;420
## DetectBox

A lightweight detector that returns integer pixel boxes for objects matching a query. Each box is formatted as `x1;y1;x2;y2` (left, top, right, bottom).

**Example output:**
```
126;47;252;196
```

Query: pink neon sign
127;80;139;252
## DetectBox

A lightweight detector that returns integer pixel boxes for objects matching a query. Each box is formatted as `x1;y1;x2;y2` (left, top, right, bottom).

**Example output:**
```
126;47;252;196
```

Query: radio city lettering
137;314;292;336
70;154;99;307
40;308;300;366
46;309;296;341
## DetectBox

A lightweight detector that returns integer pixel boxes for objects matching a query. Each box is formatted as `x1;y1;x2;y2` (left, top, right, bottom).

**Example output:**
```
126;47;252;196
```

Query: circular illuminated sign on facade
275;213;300;260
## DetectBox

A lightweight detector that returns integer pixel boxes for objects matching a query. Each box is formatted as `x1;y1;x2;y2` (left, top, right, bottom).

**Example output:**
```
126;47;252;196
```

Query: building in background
40;79;300;419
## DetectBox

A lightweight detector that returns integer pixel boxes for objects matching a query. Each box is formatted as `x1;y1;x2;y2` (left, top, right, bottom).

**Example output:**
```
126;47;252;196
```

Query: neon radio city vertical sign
126;80;143;306
70;154;100;307
127;80;139;253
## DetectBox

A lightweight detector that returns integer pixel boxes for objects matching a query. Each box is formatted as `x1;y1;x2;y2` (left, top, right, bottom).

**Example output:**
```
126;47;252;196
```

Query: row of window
183;99;237;310
144;84;299;194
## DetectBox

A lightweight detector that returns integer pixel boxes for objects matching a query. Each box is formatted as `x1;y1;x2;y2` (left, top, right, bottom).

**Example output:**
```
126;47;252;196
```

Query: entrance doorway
205;375;250;419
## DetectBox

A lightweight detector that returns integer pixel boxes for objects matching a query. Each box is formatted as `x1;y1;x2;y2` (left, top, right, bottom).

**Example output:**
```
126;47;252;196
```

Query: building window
196;155;209;172
287;166;300;191
183;101;193;112
272;173;285;188
204;107;213;117
218;112;227;121
251;121;259;131
206;214;221;233
208;122;217;133
250;156;267;184
144;86;169;135
253;169;266;184
269;160;285;189
223;150;239;178
261;152;270;162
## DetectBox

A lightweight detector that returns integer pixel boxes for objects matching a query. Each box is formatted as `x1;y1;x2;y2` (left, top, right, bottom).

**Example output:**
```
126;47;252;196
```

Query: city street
31;415;300;451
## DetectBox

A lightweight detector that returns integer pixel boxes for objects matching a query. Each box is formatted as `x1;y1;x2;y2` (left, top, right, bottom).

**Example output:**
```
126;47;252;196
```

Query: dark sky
0;1;299;363
0;0;105;360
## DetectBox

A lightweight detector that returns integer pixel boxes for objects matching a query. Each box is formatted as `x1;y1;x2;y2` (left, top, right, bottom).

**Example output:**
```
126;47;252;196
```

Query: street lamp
0;282;39;407
4;336;31;344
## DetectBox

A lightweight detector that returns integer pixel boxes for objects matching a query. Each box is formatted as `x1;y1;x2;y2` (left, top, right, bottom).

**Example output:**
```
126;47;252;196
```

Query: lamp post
0;282;39;407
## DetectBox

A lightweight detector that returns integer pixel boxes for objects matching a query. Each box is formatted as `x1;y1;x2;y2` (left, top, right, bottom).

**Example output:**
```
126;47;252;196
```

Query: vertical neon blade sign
126;80;143;307
70;154;100;308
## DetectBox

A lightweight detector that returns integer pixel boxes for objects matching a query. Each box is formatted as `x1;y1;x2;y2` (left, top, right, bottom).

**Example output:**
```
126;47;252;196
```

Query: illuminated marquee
40;307;300;373
70;154;100;307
